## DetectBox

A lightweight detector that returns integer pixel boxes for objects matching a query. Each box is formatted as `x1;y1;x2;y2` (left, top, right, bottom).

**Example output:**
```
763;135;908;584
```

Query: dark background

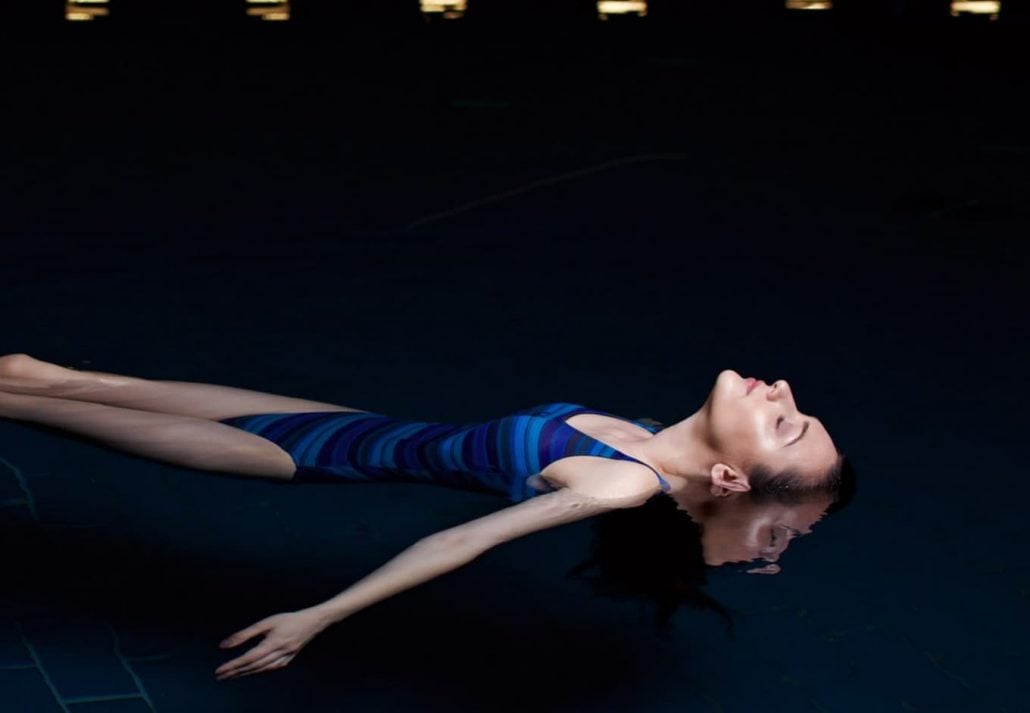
1;2;1027;711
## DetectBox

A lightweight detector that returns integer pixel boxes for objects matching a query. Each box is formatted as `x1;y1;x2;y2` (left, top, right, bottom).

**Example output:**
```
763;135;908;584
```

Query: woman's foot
0;353;359;421
0;353;82;382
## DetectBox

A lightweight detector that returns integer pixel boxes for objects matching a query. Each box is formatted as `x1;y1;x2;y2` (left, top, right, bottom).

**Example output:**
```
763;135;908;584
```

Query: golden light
950;1;1000;19
246;0;291;21
597;1;648;20
65;0;109;21
785;1;833;10
421;0;467;20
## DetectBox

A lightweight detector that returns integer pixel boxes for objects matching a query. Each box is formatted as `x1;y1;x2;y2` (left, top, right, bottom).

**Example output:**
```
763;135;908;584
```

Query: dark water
1;8;1027;712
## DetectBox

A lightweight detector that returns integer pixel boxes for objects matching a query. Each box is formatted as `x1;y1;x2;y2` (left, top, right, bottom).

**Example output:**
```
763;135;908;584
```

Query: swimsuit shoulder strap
555;403;672;493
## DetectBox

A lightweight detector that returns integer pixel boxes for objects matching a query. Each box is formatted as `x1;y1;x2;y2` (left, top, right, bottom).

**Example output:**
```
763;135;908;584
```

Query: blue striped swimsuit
218;402;671;502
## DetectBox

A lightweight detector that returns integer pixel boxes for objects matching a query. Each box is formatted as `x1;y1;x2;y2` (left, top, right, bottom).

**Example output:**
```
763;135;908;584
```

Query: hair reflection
568;426;855;633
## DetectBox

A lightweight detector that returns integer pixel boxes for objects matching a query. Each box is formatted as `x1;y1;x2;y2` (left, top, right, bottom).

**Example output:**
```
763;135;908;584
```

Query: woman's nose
768;380;793;402
769;380;798;409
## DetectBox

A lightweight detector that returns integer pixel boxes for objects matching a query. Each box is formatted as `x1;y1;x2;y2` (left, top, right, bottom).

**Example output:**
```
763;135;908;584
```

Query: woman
0;353;851;681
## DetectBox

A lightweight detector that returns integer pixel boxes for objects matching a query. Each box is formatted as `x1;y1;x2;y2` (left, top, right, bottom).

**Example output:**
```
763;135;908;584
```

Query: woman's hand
215;608;330;681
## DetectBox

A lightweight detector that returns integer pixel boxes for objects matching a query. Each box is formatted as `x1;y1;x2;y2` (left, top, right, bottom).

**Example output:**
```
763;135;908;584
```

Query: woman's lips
746;378;761;395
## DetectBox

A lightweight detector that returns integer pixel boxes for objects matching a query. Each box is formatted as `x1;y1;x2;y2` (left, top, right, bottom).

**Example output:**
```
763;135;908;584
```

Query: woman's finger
233;653;293;679
223;649;290;679
221;657;288;680
220;619;272;648
215;643;277;677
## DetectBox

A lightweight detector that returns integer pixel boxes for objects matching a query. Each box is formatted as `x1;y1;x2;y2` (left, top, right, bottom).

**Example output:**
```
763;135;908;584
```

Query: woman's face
700;369;838;483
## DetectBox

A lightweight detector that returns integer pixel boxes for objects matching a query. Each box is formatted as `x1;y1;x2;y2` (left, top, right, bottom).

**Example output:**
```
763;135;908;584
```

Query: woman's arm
310;529;489;625
311;485;639;625
215;468;658;680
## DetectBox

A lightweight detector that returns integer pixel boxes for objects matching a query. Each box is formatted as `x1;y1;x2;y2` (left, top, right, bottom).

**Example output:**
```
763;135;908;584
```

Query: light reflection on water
785;1;832;9
951;1;1001;19
56;0;1007;24
65;0;109;22
421;0;467;20
246;0;290;22
597;1;648;20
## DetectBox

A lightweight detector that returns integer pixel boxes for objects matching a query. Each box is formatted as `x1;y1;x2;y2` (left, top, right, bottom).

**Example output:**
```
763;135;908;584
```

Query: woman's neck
640;410;718;487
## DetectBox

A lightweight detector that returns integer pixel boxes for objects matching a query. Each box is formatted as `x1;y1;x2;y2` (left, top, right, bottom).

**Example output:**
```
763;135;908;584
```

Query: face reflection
698;497;832;570
701;369;838;484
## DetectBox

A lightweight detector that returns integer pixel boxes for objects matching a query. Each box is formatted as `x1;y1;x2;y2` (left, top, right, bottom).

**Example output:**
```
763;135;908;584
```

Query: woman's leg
0;353;363;421
0;390;297;480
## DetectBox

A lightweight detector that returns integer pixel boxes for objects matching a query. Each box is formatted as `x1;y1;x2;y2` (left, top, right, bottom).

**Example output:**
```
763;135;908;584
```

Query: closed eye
785;420;809;447
777;415;808;448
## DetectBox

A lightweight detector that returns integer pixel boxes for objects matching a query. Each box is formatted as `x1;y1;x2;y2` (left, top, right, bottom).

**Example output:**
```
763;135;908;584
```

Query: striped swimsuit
218;402;671;502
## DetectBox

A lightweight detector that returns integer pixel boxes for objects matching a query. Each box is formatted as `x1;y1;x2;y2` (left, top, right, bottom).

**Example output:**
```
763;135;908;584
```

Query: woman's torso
219;402;670;502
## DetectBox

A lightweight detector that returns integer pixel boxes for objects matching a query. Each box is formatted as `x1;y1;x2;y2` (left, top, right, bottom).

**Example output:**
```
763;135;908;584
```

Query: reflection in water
691;492;831;573
785;1;833;10
54;0;1005;25
246;0;290;22
597;1;648;21
569;457;856;627
65;0;110;22
951;1;1001;19
420;0;467;20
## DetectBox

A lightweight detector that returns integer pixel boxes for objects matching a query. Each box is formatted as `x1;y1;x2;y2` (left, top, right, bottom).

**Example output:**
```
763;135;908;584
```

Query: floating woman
0;353;854;681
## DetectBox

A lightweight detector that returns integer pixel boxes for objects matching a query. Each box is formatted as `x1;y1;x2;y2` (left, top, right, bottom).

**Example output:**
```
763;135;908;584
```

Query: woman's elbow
419;529;490;557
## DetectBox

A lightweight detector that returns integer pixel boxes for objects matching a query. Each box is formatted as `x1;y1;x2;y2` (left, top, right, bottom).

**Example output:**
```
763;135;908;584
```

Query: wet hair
566;421;856;635
743;451;856;513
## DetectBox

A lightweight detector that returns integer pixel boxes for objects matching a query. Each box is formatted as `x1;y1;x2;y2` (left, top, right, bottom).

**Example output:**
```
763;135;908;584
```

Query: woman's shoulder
540;456;662;506
506;402;586;418
502;403;662;434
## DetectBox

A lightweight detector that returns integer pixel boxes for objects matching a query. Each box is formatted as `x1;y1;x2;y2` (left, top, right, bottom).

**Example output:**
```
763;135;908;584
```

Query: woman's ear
709;463;751;496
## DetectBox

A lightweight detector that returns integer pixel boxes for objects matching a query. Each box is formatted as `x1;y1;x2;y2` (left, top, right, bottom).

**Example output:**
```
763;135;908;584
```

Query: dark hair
744;451;856;513
566;423;856;634
566;492;737;635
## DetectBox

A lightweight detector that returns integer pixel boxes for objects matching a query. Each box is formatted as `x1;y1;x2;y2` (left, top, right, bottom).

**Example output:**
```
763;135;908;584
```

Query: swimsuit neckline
557;405;671;490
